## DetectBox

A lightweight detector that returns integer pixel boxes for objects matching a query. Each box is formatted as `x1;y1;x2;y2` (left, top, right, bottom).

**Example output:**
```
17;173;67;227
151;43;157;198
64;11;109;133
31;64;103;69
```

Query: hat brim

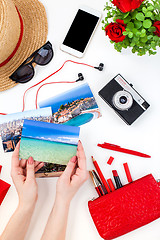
0;0;48;91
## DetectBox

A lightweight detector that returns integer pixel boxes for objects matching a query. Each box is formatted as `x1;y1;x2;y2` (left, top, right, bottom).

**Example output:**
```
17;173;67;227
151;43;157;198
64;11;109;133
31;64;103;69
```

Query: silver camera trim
114;75;147;110
112;90;133;111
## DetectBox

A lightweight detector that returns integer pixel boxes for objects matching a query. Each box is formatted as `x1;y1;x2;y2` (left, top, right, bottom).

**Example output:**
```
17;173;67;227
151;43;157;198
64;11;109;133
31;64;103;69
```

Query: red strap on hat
0;7;24;68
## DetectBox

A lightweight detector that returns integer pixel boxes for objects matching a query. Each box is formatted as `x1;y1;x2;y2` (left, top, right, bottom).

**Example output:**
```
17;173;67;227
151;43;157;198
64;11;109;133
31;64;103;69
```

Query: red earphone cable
35;81;76;109
0;60;94;115
22;60;94;112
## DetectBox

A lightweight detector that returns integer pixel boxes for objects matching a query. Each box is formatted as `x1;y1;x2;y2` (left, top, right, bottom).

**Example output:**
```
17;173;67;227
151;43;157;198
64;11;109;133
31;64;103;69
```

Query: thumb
26;157;35;181
62;156;77;179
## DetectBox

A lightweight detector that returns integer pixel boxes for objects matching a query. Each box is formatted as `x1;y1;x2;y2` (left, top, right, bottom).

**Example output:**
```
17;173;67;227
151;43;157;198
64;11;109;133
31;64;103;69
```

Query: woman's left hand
11;141;44;209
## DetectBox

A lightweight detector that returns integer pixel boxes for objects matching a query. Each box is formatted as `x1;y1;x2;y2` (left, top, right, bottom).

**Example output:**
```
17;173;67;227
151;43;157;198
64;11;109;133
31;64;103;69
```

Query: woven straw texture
0;0;48;91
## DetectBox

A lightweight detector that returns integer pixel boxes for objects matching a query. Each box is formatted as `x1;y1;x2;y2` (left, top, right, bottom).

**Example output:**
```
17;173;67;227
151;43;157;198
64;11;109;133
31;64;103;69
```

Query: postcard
0;107;52;152
19;119;80;166
39;83;102;127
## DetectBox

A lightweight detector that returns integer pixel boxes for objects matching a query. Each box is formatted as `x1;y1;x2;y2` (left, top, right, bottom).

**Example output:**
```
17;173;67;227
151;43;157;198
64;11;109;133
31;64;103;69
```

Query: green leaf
132;28;138;34
130;42;135;47
147;6;154;11
136;13;145;21
128;32;133;38
153;36;160;41
136;31;141;36
141;29;146;34
134;20;142;29
132;47;136;53
140;29;146;37
143;19;152;28
123;31;128;36
123;16;132;24
145;11;152;18
131;11;137;19
142;7;147;13
127;22;134;29
140;36;148;42
148;26;156;32
147;35;153;40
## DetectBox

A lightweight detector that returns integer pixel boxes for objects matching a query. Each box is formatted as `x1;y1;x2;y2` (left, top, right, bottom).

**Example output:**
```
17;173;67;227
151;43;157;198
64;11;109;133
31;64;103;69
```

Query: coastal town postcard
19;119;80;177
0;107;52;153
39;83;102;127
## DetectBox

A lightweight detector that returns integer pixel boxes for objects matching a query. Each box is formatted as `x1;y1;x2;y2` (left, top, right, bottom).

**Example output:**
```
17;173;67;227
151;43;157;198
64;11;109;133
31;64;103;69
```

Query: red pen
97;142;151;158
91;156;111;193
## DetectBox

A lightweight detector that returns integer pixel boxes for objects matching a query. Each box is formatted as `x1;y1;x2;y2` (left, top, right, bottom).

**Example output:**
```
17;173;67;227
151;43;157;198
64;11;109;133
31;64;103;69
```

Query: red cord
22;60;94;112
35;81;76;109
0;60;94;115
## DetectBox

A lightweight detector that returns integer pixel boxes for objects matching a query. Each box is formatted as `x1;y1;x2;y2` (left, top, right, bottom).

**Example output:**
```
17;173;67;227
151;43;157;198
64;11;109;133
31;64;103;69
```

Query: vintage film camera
99;74;150;125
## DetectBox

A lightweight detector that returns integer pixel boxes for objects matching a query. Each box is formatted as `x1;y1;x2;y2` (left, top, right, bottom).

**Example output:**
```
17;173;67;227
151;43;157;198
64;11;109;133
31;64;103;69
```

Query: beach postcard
39;83;102;127
0;107;52;153
19;119;80;168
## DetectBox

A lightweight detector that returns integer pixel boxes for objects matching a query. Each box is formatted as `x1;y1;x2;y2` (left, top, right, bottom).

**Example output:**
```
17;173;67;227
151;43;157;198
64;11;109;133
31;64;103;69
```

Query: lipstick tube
112;170;123;189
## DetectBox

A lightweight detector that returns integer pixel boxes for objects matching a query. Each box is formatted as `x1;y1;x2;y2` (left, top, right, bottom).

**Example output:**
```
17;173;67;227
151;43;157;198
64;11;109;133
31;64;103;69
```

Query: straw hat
0;0;48;91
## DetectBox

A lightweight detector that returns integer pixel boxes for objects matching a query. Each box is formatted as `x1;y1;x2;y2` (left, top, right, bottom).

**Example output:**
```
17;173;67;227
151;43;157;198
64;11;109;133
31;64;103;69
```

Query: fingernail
71;156;77;163
28;157;34;165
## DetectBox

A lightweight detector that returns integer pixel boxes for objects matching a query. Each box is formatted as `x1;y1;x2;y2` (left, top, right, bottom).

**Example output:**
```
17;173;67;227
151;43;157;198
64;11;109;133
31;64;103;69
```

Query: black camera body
99;74;150;125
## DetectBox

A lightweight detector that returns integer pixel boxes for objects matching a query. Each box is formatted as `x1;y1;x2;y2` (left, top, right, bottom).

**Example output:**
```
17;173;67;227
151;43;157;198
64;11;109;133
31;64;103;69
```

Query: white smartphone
60;5;101;58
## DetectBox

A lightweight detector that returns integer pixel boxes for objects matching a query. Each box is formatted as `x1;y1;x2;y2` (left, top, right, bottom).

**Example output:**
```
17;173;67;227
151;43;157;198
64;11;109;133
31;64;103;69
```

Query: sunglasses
9;41;53;83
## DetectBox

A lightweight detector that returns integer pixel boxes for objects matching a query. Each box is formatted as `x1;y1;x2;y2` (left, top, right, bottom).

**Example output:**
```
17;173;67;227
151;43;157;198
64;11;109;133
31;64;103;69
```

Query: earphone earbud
94;63;104;71
76;73;84;82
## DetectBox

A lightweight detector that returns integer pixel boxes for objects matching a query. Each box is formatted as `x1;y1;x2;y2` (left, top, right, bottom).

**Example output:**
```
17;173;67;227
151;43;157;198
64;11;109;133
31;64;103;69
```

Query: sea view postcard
19;119;80;166
0;107;52;152
39;83;102;127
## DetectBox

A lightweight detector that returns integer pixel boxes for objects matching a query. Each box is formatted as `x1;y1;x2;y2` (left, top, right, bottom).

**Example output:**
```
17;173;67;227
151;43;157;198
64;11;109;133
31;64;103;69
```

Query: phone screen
63;9;99;53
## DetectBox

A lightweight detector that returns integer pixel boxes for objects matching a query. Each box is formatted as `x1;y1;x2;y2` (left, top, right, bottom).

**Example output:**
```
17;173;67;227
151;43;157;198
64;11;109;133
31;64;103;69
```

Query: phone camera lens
119;96;127;104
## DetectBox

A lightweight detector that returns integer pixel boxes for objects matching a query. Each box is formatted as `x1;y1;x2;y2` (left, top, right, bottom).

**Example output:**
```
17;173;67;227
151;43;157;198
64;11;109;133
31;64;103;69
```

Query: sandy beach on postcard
19;137;77;164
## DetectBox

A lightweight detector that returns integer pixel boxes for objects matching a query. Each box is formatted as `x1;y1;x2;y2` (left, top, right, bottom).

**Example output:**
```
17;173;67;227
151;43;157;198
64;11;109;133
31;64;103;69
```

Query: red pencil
91;156;110;193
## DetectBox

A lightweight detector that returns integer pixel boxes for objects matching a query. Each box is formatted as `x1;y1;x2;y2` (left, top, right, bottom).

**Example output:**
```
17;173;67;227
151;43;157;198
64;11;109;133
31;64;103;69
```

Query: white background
0;0;160;239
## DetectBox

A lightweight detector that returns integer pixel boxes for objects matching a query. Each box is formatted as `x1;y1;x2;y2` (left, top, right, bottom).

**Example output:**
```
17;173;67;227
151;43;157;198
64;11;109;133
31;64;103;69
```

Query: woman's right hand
56;140;89;205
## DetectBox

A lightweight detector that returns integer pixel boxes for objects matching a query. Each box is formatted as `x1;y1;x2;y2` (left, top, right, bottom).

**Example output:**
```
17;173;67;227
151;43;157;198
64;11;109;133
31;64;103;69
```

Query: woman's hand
11;141;44;209
56;140;89;205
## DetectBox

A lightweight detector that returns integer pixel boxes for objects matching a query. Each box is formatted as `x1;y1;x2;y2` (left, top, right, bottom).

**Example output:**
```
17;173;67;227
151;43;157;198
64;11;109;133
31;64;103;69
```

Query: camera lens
112;90;133;111
119;96;127;104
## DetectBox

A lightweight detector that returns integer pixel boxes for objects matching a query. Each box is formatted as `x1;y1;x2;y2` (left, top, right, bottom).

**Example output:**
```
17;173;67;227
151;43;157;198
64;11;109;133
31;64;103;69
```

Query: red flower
153;21;160;37
105;19;127;43
112;0;144;13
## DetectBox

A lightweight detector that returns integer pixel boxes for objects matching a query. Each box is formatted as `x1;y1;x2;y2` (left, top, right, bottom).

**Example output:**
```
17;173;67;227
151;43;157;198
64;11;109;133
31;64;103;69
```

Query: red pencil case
88;174;160;240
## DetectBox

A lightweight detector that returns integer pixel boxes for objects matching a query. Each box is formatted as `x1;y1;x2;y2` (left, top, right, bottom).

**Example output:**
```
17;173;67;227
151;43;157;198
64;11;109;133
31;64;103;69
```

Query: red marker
97;142;151;158
91;156;110;193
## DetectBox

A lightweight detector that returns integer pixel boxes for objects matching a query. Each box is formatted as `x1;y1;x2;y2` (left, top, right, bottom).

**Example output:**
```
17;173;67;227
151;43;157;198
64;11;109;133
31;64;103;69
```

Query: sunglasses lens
10;64;34;83
34;44;53;65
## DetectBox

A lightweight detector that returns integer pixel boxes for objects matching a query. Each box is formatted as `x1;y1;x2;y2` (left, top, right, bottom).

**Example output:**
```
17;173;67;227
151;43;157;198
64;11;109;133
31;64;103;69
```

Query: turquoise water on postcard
19;137;77;164
63;113;93;126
